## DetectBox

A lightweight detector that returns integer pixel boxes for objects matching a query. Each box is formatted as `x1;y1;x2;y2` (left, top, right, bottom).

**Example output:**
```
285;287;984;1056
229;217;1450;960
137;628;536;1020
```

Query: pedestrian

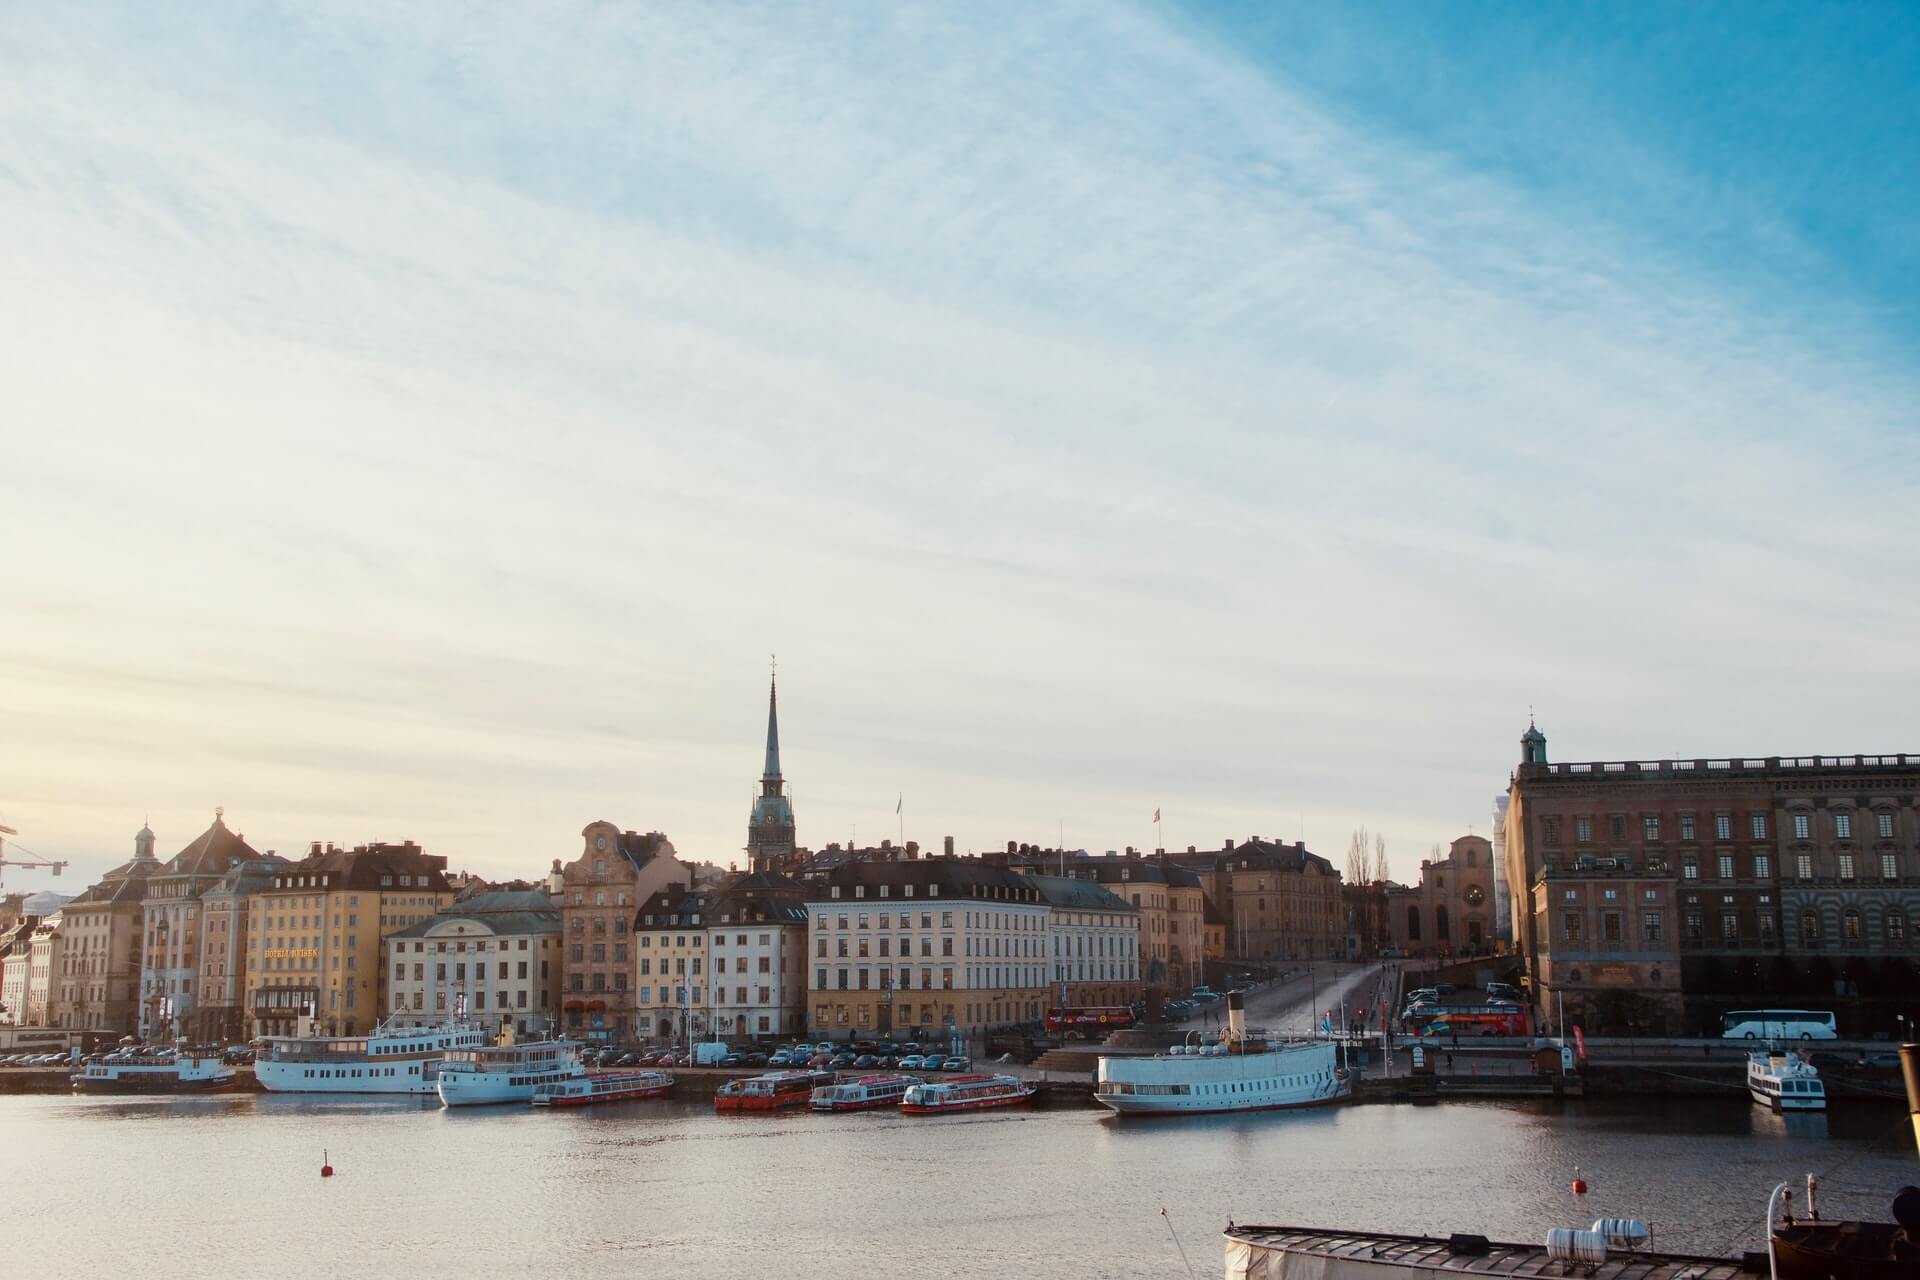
1445;1051;1454;1071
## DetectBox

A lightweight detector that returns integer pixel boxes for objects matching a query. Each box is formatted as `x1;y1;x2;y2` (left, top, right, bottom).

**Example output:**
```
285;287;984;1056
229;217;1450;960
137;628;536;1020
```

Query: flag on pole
896;794;902;815
1152;808;1160;823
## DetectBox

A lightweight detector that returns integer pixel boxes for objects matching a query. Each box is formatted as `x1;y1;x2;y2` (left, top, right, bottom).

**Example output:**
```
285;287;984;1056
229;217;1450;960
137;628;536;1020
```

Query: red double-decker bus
1044;1006;1137;1038
1406;1005;1529;1037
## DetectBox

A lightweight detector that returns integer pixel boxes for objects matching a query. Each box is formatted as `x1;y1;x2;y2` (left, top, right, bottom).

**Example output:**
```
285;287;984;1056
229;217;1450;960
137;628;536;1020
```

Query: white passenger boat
899;1073;1036;1114
436;1037;584;1107
71;1052;235;1093
1748;1049;1825;1111
531;1069;674;1107
810;1072;915;1112
256;1016;490;1095
1095;990;1348;1116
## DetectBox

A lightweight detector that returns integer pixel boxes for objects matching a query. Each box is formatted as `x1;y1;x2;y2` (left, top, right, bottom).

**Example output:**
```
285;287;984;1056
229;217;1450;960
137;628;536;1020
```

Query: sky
2;3;1916;889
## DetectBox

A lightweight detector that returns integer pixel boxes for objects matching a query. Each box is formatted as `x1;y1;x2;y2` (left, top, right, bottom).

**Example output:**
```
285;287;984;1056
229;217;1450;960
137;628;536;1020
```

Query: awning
586;1000;607;1011
563;999;585;1011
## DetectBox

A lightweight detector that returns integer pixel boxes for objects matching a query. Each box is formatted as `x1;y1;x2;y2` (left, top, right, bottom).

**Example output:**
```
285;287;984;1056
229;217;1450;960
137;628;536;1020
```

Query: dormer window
879;885;889;898
831;886;841;899
855;886;866;899
380;875;393;887
903;884;914;897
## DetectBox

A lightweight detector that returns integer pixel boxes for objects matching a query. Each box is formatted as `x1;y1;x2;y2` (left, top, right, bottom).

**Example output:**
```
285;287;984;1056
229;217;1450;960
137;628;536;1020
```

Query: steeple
747;662;796;873
763;671;783;783
134;820;157;862
1520;716;1548;766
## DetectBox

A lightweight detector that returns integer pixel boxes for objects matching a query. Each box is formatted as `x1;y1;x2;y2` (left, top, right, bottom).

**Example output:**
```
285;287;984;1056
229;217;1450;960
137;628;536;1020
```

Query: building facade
0;917;38;1024
384;890;562;1037
56;825;161;1035
1218;838;1343;963
634;872;809;1044
196;857;289;1042
554;822;687;1043
245;841;453;1037
25;914;64;1027
1026;875;1140;1008
138;812;267;1040
806;859;1049;1039
1386;835;1499;959
1503;724;1920;1036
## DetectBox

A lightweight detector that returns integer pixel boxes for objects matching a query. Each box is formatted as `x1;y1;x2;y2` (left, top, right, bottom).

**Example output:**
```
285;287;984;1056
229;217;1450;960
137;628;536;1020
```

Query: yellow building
245;840;453;1036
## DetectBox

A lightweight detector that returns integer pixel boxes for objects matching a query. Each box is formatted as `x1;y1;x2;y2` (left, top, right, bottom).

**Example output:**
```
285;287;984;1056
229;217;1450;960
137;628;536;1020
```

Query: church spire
763;667;782;782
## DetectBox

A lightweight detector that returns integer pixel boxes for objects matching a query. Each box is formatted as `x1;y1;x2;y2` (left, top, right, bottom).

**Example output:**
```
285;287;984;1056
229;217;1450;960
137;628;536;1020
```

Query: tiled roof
158;815;260;878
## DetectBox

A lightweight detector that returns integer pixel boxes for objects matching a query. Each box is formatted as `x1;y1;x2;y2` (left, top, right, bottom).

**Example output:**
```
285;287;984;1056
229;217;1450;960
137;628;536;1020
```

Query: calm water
2;1092;1913;1278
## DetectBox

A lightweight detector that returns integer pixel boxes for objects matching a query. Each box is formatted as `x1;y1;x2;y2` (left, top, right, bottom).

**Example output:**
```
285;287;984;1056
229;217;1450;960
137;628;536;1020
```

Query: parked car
899;1054;928;1070
848;1054;876;1069
830;1053;857;1069
940;1056;971;1072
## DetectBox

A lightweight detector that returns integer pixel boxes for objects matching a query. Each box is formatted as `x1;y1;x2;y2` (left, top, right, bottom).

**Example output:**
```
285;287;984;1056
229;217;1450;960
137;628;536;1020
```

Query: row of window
1678;852;1902;881
1545;811;1899;845
394;961;543;982
400;989;543;1010
635;985;775;1006
1560;907;1909;945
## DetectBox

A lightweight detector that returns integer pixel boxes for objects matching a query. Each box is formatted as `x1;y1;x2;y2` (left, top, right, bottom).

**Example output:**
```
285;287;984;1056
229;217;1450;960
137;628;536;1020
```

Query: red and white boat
899;1073;1036;1114
810;1072;914;1112
715;1068;835;1112
531;1070;675;1107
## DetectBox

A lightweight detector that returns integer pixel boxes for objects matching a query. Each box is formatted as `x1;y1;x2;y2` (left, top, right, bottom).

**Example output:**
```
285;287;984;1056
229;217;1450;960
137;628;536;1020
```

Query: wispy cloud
2;2;1914;882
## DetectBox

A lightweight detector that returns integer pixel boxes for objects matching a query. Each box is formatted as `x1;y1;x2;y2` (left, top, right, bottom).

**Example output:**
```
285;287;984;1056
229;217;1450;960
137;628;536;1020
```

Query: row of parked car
772;1042;973;1073
0;1051;72;1067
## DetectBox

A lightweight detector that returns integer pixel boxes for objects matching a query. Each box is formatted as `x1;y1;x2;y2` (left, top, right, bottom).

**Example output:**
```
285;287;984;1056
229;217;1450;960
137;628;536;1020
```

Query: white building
26;915;64;1026
1491;794;1514;949
635;872;808;1044
383;891;562;1037
1026;874;1141;1007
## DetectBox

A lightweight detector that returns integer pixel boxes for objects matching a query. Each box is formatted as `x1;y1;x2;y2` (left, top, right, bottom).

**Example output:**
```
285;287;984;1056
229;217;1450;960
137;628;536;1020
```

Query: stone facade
1215;839;1343;963
0;917;38;1024
56;826;161;1035
25;915;63;1026
1386;835;1499;958
806;859;1049;1039
634;871;808;1044
384;890;562;1037
1026;874;1141;1008
138;813;269;1040
555;822;687;1042
1503;724;1920;1036
244;840;453;1037
196;858;288;1042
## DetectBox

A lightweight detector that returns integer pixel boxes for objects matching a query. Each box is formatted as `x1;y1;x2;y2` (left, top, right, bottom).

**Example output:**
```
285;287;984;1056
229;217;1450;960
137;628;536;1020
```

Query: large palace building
1503;723;1919;1037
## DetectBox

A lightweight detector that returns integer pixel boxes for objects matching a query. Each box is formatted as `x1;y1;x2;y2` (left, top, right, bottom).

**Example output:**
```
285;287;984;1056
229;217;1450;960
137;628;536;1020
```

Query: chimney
1223;839;1232;852
944;836;955;857
547;859;564;898
1125;846;1138;859
1226;990;1247;1043
905;841;919;860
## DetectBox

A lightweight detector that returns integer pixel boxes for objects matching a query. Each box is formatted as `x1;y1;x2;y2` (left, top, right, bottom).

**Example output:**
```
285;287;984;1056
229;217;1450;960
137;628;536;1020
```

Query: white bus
1720;1009;1838;1041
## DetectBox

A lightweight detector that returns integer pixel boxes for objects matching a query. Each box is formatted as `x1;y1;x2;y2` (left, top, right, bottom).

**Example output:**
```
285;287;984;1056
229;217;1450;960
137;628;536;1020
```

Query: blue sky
2;3;1915;886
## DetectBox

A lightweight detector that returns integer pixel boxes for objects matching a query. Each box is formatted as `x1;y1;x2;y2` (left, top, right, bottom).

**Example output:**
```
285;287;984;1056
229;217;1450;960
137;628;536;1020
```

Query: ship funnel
1226;990;1246;1043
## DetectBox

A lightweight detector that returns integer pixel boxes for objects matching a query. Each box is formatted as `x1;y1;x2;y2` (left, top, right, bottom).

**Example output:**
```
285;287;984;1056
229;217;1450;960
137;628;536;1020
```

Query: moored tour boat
899;1073;1035;1114
810;1072;914;1112
436;1037;583;1107
71;1052;235;1094
1095;990;1348;1117
716;1068;835;1112
255;1016;490;1095
532;1069;674;1107
1748;1049;1825;1111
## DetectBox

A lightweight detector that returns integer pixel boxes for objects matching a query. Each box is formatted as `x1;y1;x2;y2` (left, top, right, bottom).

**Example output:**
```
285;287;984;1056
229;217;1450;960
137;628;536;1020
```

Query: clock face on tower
1464;885;1486;907
595;835;608;852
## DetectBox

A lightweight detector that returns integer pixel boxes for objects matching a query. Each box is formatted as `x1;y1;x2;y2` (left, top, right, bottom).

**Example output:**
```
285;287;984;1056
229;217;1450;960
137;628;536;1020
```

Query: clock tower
747;672;797;872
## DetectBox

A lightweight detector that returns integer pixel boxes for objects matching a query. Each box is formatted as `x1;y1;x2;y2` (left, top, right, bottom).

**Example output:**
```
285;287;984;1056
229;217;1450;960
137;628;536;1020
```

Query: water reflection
2;1093;1910;1280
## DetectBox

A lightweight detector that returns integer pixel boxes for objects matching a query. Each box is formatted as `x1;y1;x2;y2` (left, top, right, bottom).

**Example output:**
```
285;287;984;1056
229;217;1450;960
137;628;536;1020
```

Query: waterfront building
0;916;39;1023
989;846;1208;997
1490;793;1514;949
55;824;161;1036
746;674;797;873
1025;874;1140;1008
634;870;808;1043
1503;723;1919;1035
1385;835;1498;959
1215;838;1343;964
805;858;1049;1039
244;840;453;1037
384;890;561;1037
553;821;688;1043
138;812;268;1040
25;913;64;1026
195;856;290;1042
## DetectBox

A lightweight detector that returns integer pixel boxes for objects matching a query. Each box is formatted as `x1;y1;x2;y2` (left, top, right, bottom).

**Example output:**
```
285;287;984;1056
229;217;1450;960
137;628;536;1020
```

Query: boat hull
71;1072;235;1094
900;1088;1035;1114
1749;1084;1825;1111
1094;1039;1348;1117
810;1096;906;1112
715;1093;811;1112
533;1074;674;1107
1095;1088;1348;1117
255;1059;441;1095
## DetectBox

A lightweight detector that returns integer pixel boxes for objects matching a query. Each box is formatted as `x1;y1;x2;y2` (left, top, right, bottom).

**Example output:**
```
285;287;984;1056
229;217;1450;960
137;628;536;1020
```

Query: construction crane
0;824;70;896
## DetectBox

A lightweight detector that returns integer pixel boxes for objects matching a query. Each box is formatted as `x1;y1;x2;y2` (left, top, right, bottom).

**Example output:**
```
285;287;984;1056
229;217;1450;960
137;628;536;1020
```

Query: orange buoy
320;1149;334;1178
1571;1167;1587;1195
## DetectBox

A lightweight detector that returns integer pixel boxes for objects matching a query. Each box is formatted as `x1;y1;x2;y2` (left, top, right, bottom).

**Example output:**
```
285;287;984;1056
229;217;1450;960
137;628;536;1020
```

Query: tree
1344;827;1372;885
1371;833;1391;885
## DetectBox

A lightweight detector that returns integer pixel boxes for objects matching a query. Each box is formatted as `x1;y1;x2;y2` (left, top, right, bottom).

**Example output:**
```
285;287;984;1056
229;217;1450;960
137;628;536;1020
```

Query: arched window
1435;905;1451;942
1465;848;1476;866
1406;906;1421;941
1887;910;1908;944
1801;910;1820;945
1843;908;1862;941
